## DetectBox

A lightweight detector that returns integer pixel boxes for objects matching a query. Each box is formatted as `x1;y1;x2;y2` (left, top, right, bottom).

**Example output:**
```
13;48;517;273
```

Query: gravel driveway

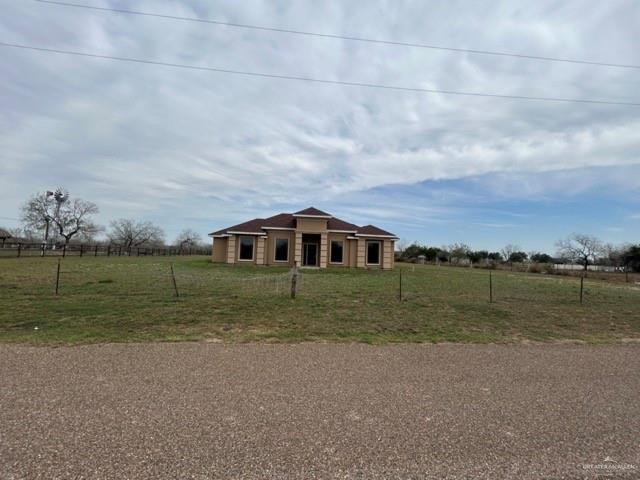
1;343;639;479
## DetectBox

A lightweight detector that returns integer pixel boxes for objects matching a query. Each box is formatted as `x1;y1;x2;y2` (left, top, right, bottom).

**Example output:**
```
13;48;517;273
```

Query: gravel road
1;343;639;479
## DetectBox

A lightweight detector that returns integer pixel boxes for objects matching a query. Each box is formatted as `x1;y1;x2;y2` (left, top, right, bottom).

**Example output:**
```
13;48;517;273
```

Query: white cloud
0;0;639;240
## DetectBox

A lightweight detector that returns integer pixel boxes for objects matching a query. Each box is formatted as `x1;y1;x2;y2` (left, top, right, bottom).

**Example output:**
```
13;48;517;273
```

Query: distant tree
623;245;640;273
530;252;553;263
20;192;101;245
467;250;489;264
488;252;503;263
108;219;165;248
400;243;425;261
508;251;528;263
395;239;409;254
448;243;470;264
602;243;626;268
437;249;449;263
397;243;441;263
501;244;519;264
555;234;604;272
424;247;440;262
175;229;202;249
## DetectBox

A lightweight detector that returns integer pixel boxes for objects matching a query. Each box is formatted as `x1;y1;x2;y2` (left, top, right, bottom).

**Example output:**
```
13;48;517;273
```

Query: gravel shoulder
1;343;639;479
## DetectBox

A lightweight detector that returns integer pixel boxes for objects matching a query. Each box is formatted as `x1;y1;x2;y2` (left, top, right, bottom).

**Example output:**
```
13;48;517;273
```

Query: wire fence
2;257;639;308
0;242;209;258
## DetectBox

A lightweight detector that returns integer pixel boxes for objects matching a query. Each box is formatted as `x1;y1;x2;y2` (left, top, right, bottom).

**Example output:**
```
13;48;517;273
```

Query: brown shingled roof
327;217;359;232
356;225;396;237
210;208;396;238
210;218;265;236
262;213;296;229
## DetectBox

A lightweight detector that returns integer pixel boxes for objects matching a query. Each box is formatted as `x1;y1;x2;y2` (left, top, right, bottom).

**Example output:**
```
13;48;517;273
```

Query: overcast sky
1;0;639;252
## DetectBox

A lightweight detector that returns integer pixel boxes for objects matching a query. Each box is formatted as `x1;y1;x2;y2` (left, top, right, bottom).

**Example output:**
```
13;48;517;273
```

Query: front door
302;243;318;267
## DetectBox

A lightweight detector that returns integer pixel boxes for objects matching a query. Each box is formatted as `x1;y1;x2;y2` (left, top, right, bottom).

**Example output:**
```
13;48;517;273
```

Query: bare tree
174;229;202;249
555;234;604;272
108;219;165;248
21;192;101;245
501;244;520;270
0;227;11;246
501;244;519;264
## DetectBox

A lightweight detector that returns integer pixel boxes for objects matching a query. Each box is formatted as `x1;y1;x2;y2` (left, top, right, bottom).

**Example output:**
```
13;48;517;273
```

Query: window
330;240;343;263
366;240;380;265
274;238;289;262
238;236;254;261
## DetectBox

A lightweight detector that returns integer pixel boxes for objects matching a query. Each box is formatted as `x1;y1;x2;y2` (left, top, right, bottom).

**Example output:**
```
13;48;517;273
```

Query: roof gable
293;207;331;217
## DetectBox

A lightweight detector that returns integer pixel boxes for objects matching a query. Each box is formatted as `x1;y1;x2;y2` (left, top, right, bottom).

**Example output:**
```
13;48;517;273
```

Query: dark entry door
303;243;318;266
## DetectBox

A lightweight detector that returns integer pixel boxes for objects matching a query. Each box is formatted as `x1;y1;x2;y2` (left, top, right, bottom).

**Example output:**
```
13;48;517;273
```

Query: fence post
41;243;46;257
399;269;403;301
55;258;61;295
107;245;111;257
290;265;298;299
170;263;180;298
489;271;493;303
94;245;98;257
625;267;629;283
62;244;66;258
17;243;21;258
137;247;140;256
80;244;83;257
580;275;584;304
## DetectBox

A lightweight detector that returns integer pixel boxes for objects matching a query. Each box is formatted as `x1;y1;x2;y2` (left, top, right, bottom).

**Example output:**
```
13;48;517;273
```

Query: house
209;207;397;269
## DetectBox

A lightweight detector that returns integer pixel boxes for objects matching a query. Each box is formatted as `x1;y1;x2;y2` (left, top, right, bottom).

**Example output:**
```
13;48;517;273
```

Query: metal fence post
95;245;98;257
80;244;83;257
62;244;66;258
489;271;493;303
55;258;61;295
170;263;180;298
290;266;298;299
17;243;21;258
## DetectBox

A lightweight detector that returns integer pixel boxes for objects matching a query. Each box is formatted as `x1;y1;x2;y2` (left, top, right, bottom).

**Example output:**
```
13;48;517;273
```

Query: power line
2;41;639;106
33;0;640;70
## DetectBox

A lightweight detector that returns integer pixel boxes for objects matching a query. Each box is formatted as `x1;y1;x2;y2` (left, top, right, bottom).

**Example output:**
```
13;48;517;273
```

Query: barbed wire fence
3;257;638;308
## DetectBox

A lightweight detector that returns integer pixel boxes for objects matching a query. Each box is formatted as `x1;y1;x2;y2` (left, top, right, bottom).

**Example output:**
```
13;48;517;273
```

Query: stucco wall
296;217;328;232
265;230;296;266
212;237;228;263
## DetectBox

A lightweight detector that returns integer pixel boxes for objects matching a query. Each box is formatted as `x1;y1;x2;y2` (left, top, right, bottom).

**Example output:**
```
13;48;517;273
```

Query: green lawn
0;256;638;344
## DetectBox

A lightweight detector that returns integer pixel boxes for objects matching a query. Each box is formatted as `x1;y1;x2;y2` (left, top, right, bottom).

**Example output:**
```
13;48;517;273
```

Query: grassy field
0;255;639;344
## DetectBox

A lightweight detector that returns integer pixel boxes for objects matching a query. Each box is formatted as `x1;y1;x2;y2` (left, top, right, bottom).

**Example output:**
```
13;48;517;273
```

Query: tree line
0;190;207;249
396;235;640;273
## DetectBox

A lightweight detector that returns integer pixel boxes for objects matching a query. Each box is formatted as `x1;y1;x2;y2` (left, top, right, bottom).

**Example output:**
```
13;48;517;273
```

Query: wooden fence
0;242;210;258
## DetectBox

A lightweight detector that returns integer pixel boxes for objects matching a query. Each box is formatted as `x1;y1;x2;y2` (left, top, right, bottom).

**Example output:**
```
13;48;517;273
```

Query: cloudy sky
1;0;639;252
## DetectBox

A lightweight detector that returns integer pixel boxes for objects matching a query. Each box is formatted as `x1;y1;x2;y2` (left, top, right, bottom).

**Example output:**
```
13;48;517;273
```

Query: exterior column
356;238;366;268
382;240;393;270
320;232;328;268
294;232;302;266
226;235;236;264
256;236;266;265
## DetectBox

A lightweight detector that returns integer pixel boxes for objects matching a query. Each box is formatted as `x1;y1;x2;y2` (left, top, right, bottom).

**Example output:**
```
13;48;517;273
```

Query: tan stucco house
209;207;397;269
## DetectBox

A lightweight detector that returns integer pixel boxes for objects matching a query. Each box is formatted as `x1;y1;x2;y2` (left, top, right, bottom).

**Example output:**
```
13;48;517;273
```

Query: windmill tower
49;188;69;244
